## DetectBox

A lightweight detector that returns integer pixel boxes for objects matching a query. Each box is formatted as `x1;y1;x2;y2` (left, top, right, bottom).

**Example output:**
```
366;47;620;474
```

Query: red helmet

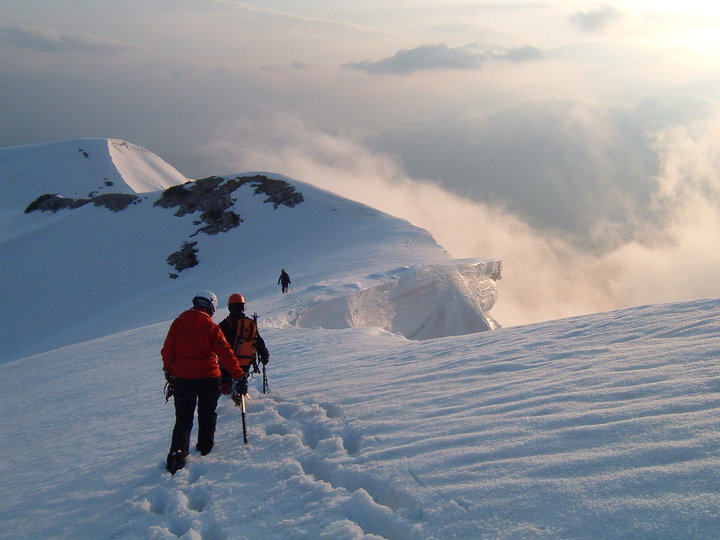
228;293;245;305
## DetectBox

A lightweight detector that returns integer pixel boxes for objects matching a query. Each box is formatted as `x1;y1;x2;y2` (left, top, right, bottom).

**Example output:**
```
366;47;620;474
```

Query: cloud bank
196;101;720;326
371;96;717;248
345;43;543;74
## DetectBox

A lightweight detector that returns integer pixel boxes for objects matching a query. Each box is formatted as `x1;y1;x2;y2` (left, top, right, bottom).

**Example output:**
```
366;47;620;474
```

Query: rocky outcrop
24;174;306;278
155;174;304;276
153;174;303;236
24;193;141;213
167;241;199;278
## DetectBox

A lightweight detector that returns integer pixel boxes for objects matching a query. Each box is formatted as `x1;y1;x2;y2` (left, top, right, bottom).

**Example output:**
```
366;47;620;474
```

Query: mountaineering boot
195;443;213;456
166;450;185;475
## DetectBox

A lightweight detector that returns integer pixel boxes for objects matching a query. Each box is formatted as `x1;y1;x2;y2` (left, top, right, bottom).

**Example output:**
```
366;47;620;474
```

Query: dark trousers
169;377;220;456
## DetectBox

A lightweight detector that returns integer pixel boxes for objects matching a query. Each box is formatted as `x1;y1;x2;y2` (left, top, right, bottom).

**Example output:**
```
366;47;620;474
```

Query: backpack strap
232;317;244;355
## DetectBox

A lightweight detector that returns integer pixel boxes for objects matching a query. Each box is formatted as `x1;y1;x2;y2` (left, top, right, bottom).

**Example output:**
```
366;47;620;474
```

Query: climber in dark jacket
278;269;291;293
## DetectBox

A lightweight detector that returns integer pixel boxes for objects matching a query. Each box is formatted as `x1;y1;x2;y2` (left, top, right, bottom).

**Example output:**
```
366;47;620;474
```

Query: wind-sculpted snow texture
1;299;719;538
291;260;502;339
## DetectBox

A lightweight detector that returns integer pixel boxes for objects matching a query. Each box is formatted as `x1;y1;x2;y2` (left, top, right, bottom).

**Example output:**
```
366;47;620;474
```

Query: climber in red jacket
161;290;246;475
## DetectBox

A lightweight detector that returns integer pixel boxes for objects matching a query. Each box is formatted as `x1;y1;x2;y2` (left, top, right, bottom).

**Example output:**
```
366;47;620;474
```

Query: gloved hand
163;371;175;403
260;355;269;365
233;378;248;396
231;378;247;406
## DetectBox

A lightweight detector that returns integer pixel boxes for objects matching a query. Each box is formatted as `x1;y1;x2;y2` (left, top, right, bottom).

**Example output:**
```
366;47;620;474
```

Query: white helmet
192;290;218;314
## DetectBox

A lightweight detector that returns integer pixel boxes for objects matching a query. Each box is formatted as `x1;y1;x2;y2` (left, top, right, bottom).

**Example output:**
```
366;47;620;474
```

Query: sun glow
622;1;720;59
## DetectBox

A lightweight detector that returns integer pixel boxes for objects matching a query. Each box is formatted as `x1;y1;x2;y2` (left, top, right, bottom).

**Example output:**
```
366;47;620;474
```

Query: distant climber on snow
278;268;291;293
218;293;270;401
161;290;246;475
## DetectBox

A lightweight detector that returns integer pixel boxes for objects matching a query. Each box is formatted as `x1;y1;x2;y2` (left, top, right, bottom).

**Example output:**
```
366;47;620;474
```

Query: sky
3;1;720;325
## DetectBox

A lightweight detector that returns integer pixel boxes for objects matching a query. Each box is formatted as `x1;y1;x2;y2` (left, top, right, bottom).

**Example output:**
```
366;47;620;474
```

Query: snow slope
0;140;499;363
1;298;719;538
3;139;718;539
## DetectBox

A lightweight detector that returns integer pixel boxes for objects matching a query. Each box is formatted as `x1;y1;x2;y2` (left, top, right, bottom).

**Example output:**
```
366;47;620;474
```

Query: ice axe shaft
241;393;248;444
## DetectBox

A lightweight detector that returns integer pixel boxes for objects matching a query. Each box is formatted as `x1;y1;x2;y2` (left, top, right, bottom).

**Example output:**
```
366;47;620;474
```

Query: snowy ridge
1;298;719;538
0;138;187;210
106;138;191;193
0;139;501;362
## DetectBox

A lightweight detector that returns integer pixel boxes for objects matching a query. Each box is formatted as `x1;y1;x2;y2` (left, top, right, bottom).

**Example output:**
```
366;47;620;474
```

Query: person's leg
196;378;221;455
167;379;197;472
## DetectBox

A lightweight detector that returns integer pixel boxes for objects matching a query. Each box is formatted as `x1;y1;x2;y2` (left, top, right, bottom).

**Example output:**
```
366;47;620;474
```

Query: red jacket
161;308;245;379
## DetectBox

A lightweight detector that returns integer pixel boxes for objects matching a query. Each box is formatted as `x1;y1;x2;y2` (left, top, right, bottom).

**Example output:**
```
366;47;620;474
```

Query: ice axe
240;393;248;444
232;381;249;444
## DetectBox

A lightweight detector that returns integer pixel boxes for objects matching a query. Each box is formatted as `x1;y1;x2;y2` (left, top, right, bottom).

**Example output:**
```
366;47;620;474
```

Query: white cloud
570;4;623;32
